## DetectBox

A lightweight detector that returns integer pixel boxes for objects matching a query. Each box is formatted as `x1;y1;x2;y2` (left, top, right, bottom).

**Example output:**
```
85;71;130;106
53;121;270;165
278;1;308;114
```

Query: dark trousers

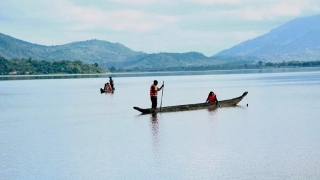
151;96;157;109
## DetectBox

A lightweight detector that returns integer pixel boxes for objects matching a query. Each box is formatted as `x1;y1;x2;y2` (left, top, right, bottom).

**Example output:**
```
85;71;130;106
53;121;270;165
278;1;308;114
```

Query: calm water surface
1;69;320;180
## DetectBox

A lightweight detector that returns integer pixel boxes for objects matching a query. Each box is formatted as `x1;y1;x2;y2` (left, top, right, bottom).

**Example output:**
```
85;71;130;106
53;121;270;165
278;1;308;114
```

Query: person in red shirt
206;91;220;106
150;80;164;110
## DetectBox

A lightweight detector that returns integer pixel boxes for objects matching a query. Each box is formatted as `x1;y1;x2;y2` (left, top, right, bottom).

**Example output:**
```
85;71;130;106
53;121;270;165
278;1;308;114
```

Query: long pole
160;81;164;112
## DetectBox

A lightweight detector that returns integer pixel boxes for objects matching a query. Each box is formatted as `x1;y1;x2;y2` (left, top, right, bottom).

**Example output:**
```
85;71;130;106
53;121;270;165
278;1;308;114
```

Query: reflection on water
207;107;217;116
150;113;160;157
1;70;320;179
208;107;216;111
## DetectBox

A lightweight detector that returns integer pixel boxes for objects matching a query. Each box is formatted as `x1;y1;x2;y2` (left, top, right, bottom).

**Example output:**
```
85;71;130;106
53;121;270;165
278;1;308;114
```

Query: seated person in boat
206;91;219;106
104;82;112;91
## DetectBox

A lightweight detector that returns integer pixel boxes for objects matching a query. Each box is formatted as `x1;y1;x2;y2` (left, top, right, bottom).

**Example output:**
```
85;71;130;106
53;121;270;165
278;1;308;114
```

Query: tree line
0;57;107;75
1;56;320;75
109;60;320;72
263;60;320;67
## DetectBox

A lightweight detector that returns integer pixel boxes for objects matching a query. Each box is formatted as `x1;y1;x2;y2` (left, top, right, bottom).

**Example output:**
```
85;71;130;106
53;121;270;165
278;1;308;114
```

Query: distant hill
124;52;215;70
1;14;320;71
0;33;145;69
214;14;320;62
0;33;218;70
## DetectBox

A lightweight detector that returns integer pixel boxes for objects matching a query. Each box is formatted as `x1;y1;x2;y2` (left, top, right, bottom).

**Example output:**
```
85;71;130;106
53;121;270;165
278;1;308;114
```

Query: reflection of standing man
150;114;160;156
150;80;164;110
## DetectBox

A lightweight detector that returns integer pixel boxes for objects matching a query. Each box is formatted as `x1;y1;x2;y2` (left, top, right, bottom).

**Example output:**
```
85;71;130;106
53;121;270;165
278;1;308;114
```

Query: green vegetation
110;60;320;72
0;57;107;75
1;55;320;75
264;60;320;67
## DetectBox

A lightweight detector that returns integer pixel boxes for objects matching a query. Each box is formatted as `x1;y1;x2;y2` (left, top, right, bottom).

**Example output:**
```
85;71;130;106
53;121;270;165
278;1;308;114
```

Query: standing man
109;77;114;91
150;80;164;110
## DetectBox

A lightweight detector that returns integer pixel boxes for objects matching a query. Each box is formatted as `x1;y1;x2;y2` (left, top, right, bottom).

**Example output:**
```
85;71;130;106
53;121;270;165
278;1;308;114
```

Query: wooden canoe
100;88;114;93
133;91;248;114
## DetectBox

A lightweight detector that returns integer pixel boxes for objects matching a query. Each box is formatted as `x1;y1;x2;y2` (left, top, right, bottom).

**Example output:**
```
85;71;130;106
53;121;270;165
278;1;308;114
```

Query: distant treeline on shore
109;60;320;72
1;56;320;75
0;57;107;75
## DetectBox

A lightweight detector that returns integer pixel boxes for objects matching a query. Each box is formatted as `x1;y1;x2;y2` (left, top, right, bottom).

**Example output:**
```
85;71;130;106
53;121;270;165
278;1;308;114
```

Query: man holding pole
150;80;164;110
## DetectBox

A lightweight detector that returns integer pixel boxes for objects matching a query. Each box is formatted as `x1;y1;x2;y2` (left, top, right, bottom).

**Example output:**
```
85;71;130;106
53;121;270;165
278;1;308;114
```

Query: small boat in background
133;92;248;114
100;88;114;93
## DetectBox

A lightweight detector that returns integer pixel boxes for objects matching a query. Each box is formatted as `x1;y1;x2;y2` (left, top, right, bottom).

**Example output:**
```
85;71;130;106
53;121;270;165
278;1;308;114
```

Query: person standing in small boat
109;77;114;91
206;91;219;106
150;80;164;110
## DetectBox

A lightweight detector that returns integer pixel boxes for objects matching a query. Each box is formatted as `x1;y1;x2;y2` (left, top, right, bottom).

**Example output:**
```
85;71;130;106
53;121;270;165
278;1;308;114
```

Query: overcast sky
1;0;320;56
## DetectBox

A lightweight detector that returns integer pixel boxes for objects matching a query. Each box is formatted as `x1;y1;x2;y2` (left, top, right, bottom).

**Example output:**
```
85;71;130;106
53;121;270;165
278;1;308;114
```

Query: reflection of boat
133;92;248;114
100;88;114;93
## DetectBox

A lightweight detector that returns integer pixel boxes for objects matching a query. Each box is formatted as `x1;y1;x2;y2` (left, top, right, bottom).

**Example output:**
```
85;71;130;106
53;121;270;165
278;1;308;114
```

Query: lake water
1;68;320;180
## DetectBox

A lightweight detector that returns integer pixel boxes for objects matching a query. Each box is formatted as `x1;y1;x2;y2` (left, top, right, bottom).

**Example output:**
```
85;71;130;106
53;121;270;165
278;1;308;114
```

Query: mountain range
1;14;320;70
215;14;320;62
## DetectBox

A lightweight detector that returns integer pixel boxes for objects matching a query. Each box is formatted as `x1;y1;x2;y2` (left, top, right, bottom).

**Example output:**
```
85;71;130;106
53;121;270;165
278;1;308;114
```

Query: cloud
29;0;177;33
108;0;156;5
1;0;320;55
183;0;242;5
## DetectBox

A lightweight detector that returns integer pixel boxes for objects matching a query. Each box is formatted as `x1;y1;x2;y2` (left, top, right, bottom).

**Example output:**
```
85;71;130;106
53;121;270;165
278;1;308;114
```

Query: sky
1;0;320;56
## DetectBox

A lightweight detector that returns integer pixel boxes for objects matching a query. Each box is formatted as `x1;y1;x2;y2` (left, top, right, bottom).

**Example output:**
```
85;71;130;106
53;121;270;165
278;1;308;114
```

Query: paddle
160;81;164;112
216;98;221;107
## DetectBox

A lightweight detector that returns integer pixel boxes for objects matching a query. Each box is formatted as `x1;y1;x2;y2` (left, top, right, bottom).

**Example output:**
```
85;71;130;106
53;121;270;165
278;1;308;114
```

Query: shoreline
1;67;320;81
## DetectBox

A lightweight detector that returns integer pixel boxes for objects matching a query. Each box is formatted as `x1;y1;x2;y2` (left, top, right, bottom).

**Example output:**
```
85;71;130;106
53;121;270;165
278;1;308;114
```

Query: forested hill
0;33;145;69
214;14;320;62
0;33;216;70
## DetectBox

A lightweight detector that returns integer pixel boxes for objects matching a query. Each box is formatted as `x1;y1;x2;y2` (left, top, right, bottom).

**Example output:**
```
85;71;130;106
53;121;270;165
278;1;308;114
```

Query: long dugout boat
133;91;248;114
